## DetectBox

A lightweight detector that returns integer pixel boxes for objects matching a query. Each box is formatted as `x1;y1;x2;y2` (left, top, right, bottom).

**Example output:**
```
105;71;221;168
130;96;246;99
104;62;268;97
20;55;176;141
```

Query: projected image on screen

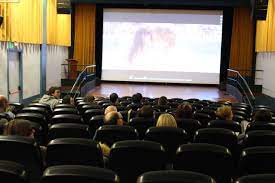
102;9;223;84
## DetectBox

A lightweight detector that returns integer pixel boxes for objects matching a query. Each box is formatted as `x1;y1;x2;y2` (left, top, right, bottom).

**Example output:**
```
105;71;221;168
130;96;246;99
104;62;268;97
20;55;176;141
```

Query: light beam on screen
102;9;223;84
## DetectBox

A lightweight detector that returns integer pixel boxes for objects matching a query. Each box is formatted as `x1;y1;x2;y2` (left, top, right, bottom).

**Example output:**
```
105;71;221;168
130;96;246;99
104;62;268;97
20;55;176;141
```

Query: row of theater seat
2;137;275;183
3;160;275;183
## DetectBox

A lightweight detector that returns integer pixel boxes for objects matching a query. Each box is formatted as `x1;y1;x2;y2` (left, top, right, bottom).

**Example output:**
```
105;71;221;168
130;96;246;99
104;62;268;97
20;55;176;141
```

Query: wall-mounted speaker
57;0;71;14
0;16;3;27
254;0;269;20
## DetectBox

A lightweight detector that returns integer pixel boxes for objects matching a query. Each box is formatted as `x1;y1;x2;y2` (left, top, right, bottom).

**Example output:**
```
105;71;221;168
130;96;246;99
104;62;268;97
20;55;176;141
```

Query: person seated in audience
83;94;96;103
104;105;117;115
137;105;154;118
156;113;177;127
104;111;124;126
62;95;74;105
216;105;233;120
136;93;143;102
158;96;168;106
110;93;119;105
175;102;193;119
39;86;60;110
253;109;272;122
0;95;15;120
3;119;46;163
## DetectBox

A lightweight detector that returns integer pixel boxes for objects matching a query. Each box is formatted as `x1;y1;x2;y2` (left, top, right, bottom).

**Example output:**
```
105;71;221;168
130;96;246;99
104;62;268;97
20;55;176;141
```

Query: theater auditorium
0;0;275;182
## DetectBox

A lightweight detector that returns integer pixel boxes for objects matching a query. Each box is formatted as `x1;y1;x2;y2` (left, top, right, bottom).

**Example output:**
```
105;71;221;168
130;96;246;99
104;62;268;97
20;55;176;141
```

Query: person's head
158;96;168;106
3;119;35;138
132;94;141;104
62;95;74;105
83;95;95;103
105;105;117;115
48;87;61;99
110;93;118;104
136;93;143;101
175;102;193;119
156;113;177;127
254;110;272;122
216;105;233;120
104;111;123;126
138;105;154;118
0;95;8;112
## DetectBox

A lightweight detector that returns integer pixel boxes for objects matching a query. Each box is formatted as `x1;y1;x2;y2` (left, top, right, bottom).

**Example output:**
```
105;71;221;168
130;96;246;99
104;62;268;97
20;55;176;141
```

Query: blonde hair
156;113;177;127
104;105;117;115
216;105;233;120
104;111;123;125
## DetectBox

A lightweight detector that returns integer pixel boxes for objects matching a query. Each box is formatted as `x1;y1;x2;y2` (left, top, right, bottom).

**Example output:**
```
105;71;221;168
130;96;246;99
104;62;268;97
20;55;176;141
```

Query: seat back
83;109;104;123
0;136;43;181
9;103;24;114
194;113;212;127
239;146;275;175
129;117;155;139
46;138;104;167
174;143;233;182
0;160;29;183
93;125;139;147
54;104;75;109
48;123;90;141
243;130;275;148
246;122;275;132
176;119;201;141
41;165;119;183
137;170;216;183
208;119;241;132
237;174;275;183
88;115;105;137
110;140;166;183
144;127;188;161
53;108;78;115
21;107;48;117
50;114;82;124
79;104;103;115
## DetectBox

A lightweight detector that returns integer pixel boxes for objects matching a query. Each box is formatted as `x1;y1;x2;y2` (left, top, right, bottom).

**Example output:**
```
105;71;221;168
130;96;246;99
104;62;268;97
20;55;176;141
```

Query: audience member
83;94;95;103
3;119;46;164
104;111;124;126
0;95;15;120
175;102;193;119
253;110;272;122
104;105;117;115
156;113;177;127
158;96;168;106
137;105;154;118
39;86;60;110
62;95;74;105
110;93;119;104
216;105;233;120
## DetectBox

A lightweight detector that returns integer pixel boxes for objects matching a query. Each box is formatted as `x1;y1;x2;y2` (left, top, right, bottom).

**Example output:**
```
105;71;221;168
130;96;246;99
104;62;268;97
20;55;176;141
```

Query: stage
89;82;237;102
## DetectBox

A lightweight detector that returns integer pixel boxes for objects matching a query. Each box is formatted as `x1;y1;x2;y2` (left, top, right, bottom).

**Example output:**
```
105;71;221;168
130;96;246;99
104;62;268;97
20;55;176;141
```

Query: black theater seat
54;104;75;109
137;170;216;183
239;146;275;175
194;113;212;127
245;122;275;132
236;174;275;183
174;143;233;183
46;138;104;167
193;128;239;162
0;160;29;183
48;123;90;141
242;130;275;147
21;107;48;117
52;108;78;115
0;136;43;182
41;165;119;183
129;117;155;139
9;103;24;114
144;127;188;162
208;119;241;133
109;140;167;183
176;119;202;141
50;114;82;124
93;125;139;147
83;109;104;123
28;103;51;114
79;104;103;115
88;115;105;136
